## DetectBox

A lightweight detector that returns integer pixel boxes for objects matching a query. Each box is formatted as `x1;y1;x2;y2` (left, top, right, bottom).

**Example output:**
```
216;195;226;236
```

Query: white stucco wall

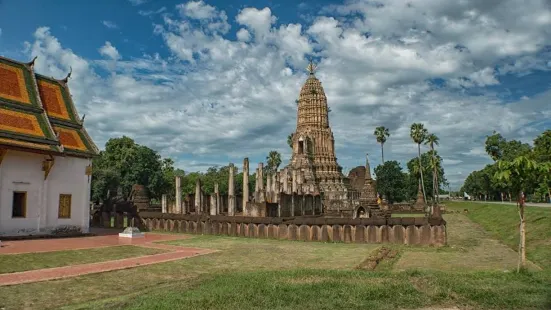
0;150;91;236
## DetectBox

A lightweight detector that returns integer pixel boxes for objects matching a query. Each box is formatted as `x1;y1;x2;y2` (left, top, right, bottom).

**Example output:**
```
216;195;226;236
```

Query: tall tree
91;136;168;200
410;123;428;203
407;152;447;202
425;133;440;203
495;156;551;272
373;126;390;163
374;161;407;203
266;150;282;174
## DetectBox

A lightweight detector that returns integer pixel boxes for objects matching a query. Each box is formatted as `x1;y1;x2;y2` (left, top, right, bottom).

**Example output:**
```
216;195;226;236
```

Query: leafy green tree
407;152;446;201
91;167;119;203
485;131;532;162
495;156;551;271
91;136;168;201
374;161;407;203
266;151;282;174
533;130;551;162
410;123;428;203
373;126;390;163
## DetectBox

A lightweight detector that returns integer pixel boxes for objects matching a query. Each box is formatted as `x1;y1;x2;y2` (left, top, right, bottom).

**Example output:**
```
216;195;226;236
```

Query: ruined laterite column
282;168;289;194
274;172;280;203
228;164;236;216
210;194;217;215
243;158;249;209
266;173;272;203
175;176;182;214
161;194;167;213
292;169;297;193
258;163;265;203
195;178;202;214
214;183;220;214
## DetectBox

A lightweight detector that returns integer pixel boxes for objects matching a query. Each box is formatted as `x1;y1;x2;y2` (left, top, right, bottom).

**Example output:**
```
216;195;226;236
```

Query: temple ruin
90;60;442;245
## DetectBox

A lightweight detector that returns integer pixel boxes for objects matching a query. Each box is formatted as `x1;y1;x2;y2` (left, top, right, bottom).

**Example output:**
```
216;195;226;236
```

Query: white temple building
0;56;98;236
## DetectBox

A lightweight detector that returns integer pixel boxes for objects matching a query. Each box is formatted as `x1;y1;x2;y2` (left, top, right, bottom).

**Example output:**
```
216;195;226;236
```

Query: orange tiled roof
0;56;98;158
36;74;99;157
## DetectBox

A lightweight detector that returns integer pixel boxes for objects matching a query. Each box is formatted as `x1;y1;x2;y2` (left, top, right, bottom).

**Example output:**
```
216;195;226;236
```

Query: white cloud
236;28;251;42
98;41;121;60
21;1;551;189
178;0;216;19
236;7;277;39
139;7;166;17
102;20;118;29
128;0;147;6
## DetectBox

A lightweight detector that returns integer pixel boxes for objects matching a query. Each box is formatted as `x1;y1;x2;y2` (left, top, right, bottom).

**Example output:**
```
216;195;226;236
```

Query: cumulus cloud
21;1;551;188
98;41;121;60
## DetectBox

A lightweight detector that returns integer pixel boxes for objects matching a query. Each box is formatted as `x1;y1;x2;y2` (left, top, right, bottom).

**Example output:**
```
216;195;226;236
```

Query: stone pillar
214;183;220;214
257;163;265;203
210;194;217;215
266;173;272;203
175;176;182;214
161;194;167;213
292;169;297;193
255;168;259;192
195;178;202;214
282;168;289;194
274;172;280;203
243;158;249;210
228;164;235;216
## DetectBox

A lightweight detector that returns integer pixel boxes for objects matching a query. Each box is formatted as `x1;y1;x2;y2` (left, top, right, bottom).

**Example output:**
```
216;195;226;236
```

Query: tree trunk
517;191;526;272
508;191;512;202
417;143;427;204
501;192;504;203
434;168;439;204
381;143;385;164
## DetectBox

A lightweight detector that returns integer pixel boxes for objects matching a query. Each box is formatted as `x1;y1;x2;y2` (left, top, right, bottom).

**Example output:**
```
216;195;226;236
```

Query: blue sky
1;0;551;189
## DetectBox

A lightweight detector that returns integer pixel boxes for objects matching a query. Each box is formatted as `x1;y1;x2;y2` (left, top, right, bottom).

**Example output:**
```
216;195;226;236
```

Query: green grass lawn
0;209;550;310
0;246;165;274
390;213;426;217
445;201;551;270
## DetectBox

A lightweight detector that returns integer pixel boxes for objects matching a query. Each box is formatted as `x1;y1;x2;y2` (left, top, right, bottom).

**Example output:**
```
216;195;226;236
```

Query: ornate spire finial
62;66;72;83
306;58;317;75
27;56;38;68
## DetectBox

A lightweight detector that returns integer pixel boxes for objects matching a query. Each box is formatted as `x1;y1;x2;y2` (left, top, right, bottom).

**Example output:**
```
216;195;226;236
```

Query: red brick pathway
0;233;217;286
0;233;189;255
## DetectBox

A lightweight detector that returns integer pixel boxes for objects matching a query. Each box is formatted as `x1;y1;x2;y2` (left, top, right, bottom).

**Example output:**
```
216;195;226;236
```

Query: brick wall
139;212;447;246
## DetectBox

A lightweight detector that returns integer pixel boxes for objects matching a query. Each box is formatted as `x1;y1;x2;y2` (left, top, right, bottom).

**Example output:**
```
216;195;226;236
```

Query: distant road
453;200;551;208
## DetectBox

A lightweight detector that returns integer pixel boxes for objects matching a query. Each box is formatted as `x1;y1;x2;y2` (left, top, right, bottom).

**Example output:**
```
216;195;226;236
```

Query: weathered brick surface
138;214;446;246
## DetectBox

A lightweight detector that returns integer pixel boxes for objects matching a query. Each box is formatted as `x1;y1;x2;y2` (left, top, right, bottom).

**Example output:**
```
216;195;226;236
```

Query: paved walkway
467;200;551;208
0;233;217;286
0;232;188;254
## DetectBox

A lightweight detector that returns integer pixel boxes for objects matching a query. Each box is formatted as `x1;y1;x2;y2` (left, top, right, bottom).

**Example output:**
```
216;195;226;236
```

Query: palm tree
425;133;440;204
287;134;294;149
266;150;282;174
373;126;390;163
410;123;428;203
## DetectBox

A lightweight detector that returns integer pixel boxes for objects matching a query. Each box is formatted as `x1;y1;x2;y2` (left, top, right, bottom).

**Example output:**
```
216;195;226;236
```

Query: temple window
298;140;304;154
12;191;27;218
58;194;72;218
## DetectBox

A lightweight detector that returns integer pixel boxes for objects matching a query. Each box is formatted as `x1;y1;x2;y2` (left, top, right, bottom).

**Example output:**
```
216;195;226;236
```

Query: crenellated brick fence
139;212;447;246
